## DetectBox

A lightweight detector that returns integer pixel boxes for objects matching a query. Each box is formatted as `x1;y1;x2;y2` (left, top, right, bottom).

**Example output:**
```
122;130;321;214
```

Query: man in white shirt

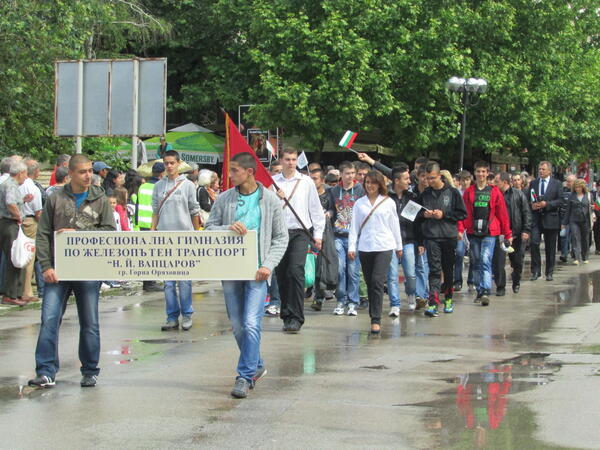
273;148;325;333
19;159;43;302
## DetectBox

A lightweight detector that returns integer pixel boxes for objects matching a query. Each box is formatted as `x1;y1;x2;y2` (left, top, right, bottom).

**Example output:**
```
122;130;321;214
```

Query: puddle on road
397;353;564;449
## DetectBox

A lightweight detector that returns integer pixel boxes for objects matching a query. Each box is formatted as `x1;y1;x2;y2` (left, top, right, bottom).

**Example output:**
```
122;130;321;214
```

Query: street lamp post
447;77;488;171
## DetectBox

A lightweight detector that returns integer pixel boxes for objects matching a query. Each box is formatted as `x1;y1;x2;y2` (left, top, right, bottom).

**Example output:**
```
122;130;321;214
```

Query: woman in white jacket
349;170;402;334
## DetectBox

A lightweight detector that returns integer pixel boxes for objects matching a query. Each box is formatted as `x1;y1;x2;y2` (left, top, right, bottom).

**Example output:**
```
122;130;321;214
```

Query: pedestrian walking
461;161;512;305
497;172;532;293
562;178;592;265
348;170;402;334
151;150;201;331
416;162;467;317
273;148;325;333
0;160;30;306
205;152;288;398
30;154;115;388
529;161;562;281
326;161;365;316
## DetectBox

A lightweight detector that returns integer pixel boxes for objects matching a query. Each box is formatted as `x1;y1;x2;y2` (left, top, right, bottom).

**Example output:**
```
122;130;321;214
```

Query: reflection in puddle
398;353;562;449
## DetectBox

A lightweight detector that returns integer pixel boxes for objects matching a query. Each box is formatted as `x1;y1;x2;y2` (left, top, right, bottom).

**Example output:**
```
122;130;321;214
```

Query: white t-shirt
18;177;42;216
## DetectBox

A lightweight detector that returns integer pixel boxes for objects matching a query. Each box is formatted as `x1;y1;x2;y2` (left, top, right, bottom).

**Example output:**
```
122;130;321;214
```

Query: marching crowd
0;148;598;398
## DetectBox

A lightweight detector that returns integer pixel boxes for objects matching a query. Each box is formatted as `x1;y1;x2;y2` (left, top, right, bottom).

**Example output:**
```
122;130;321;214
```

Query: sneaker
415;296;427;310
80;374;97;387
496;288;506;297
333;302;345;315
265;305;279;316
424;305;438;317
584;260;589;264
275;305;281;315
407;295;416;311
559;255;568;263
28;375;55;388
481;294;490;306
443;299;454;314
311;299;323;311
573;260;580;266
100;283;111;291
467;284;475;293
251;367;267;389
181;316;193;331
358;298;368;309
347;304;358;316
161;320;179;331
453;282;462;292
388;306;400;317
474;293;482;304
231;377;250;398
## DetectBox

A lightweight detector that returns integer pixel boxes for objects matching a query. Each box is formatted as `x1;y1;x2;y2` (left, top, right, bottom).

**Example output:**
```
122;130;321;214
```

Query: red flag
222;113;273;190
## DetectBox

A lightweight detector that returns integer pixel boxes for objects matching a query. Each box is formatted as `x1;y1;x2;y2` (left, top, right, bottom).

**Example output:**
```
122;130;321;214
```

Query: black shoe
285;320;301;334
304;287;313;299
512;283;520;294
310;299;323;311
143;282;163;292
595;250;600;256
358;298;368;310
559;256;567;263
530;273;541;281
28;375;55;388
453;282;462;292
546;274;553;281
80;374;98;387
496;288;506;297
473;293;482;304
481;294;490;306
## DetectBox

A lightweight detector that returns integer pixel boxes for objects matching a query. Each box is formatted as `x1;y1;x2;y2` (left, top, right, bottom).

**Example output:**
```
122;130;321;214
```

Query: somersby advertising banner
54;231;258;281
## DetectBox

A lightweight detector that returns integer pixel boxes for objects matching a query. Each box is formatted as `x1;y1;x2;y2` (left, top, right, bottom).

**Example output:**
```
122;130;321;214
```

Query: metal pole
458;90;468;171
131;59;139;169
75;60;84;154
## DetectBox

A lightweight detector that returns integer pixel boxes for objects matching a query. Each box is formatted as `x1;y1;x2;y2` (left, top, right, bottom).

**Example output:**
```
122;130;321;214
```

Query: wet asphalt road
1;261;600;449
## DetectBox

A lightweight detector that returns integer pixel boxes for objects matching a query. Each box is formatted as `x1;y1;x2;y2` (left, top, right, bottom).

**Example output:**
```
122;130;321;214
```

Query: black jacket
503;187;532;235
416;182;467;242
389;190;418;245
528;177;562;230
562;192;591;225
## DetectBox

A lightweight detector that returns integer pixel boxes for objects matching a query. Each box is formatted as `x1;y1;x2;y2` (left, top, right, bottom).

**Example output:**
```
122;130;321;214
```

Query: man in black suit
529;161;562;281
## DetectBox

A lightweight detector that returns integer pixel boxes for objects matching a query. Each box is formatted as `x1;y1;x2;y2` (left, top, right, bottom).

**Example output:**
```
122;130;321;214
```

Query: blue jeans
335;236;359;305
268;274;281;307
386;243;417;307
415;249;429;299
164;280;193;321
222;280;267;382
35;281;101;377
454;238;474;286
560;225;570;257
386;252;400;307
469;236;496;295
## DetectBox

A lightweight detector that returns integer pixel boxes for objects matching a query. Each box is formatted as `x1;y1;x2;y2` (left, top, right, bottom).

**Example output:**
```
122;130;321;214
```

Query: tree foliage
1;0;599;168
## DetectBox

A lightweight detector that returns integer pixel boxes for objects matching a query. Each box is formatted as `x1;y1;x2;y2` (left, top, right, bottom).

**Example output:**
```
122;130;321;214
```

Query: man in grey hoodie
206;152;288;398
151;150;201;331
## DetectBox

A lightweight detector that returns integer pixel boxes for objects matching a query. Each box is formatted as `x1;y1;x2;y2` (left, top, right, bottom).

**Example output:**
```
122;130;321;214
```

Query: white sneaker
347;304;358;316
388;306;400;317
573;260;580;266
265;305;278;316
407;295;416;311
333;302;345;315
100;283;111;291
275;305;281;314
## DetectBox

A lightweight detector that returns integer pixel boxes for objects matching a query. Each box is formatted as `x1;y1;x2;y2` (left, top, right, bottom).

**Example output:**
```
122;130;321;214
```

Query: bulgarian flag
595;196;600;210
339;130;358;149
